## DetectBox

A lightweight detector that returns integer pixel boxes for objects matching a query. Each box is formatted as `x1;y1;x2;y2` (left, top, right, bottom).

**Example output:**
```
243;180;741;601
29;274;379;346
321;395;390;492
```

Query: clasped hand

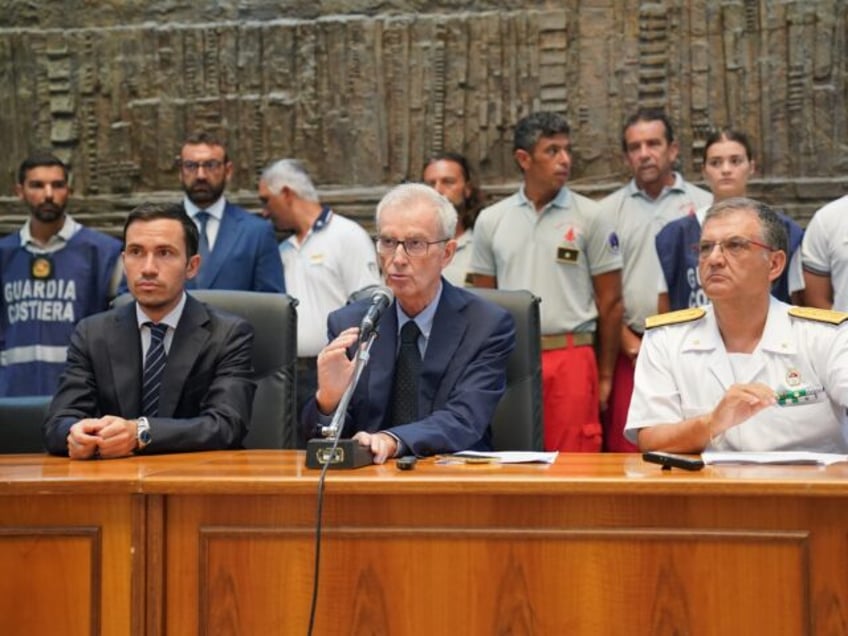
67;416;138;459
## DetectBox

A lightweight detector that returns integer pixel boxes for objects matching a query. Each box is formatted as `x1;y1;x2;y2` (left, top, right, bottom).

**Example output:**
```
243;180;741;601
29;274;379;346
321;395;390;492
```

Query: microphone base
305;438;374;470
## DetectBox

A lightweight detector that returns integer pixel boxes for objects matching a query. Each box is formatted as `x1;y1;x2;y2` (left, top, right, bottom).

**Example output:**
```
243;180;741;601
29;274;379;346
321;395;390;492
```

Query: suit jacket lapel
196;203;239;287
109;303;143;417
366;307;398;431
420;285;467;414
158;296;211;417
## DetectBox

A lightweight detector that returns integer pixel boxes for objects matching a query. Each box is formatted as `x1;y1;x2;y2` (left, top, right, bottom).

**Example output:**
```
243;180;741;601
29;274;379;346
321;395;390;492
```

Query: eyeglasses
375;236;449;257
178;159;225;173
693;236;775;260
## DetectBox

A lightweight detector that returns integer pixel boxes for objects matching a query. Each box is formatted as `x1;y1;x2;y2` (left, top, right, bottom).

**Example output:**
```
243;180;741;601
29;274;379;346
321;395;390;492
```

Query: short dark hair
17;152;69;184
122;202;199;258
514;112;571;153
705;197;788;255
621;108;675;152
180;132;229;162
703;127;754;162
423;151;485;230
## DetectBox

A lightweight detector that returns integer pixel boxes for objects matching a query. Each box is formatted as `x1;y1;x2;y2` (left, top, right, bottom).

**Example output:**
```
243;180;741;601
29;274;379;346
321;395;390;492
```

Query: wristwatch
136;417;152;450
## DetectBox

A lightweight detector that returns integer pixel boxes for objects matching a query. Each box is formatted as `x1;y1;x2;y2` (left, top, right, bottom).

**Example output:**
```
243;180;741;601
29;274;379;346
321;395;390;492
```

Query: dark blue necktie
390;321;422;426
141;323;168;417
196;211;211;262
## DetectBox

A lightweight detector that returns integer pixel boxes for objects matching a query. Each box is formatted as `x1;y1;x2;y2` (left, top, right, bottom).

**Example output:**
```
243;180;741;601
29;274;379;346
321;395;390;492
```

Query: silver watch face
139;429;152;444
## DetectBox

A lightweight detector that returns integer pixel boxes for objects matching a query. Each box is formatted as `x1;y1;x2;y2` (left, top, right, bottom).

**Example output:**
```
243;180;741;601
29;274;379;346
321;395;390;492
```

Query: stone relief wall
0;1;845;235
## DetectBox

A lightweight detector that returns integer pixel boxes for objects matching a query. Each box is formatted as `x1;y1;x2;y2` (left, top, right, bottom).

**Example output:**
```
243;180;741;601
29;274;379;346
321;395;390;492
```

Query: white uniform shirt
281;208;380;356
625;298;848;452
471;187;622;335
599;174;712;332
802;195;848;311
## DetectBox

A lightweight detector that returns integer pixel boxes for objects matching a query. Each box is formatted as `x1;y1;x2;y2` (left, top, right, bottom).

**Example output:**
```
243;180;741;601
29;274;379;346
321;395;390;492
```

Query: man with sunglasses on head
177;132;285;293
625;198;848;453
301;183;515;464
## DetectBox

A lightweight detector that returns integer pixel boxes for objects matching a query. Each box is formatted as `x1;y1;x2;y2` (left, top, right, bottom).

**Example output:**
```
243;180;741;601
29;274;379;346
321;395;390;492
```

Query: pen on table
435;454;501;465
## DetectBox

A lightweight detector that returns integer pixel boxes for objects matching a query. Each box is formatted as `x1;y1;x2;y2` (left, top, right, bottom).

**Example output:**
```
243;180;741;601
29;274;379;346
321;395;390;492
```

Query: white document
702;451;848;466
446;450;559;464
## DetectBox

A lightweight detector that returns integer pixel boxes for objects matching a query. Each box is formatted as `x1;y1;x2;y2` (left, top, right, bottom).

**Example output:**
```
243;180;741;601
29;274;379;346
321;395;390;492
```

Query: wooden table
1;451;847;635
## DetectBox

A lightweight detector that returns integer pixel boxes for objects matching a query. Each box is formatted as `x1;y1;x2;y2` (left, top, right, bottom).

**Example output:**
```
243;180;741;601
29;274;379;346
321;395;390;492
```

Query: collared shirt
135;292;188;357
470;185;621;334
625;297;848;452
599;173;712;332
281;206;380;356
395;281;444;358
183;195;227;251
20;215;81;253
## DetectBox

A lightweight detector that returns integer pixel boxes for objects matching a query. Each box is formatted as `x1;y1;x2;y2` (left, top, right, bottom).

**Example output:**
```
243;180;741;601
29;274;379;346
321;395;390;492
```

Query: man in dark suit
44;203;256;458
302;183;516;463
178;132;285;293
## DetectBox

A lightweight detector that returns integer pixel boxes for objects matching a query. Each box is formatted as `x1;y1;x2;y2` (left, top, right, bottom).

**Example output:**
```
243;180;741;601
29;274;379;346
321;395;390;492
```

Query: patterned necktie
196;211;211;262
390;321;422;426
141;323;168;417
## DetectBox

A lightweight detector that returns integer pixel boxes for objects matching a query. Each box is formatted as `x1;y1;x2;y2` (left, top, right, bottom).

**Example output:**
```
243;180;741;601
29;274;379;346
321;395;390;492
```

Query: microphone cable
306;433;339;636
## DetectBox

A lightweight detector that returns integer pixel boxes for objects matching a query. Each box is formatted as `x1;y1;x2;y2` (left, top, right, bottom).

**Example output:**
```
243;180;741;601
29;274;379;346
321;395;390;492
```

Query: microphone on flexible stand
306;286;394;470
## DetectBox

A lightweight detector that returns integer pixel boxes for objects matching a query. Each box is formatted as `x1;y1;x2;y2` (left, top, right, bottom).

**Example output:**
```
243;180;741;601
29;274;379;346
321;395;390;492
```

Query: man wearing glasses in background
301;183;516;463
178;132;285;293
625;198;848;453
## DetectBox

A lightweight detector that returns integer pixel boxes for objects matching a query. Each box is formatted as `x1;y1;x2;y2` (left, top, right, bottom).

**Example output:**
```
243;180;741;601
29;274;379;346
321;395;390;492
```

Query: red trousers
602;352;640;452
541;346;602;452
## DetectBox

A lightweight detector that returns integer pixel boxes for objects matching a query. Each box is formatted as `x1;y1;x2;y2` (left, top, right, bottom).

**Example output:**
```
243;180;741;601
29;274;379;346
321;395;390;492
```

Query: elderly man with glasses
625;197;848;453
177;132;285;293
301;183;516;463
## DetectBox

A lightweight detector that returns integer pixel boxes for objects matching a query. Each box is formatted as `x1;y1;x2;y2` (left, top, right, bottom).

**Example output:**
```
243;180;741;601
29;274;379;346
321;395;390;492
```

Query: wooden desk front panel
162;492;845;635
0;494;144;636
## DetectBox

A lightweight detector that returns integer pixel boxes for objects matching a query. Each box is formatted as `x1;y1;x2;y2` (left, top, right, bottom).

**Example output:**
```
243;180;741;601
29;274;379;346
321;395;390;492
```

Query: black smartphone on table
642;451;705;471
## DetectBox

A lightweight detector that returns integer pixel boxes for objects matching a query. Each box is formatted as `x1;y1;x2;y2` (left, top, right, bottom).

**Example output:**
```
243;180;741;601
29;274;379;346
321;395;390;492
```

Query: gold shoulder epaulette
788;306;848;325
645;307;706;330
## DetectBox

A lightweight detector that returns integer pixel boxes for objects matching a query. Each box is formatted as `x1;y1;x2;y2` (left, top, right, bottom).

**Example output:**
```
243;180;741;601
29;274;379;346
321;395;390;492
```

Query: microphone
358;286;394;342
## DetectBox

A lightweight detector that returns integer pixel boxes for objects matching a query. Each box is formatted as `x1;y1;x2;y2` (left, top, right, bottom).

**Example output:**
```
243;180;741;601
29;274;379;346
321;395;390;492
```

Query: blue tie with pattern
389;321;422;426
196;211;210;262
141;323;168;417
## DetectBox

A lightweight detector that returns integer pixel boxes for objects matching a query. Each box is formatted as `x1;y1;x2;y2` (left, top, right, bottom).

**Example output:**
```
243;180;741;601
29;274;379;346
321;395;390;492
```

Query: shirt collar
627;172;686;201
311;206;333;232
183;195;226;221
135;292;188;331
395;280;444;343
517;185;571;212
21;214;78;249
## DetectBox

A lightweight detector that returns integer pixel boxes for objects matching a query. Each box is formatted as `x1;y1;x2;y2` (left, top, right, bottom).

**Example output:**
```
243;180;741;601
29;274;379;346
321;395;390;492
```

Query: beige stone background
0;0;846;235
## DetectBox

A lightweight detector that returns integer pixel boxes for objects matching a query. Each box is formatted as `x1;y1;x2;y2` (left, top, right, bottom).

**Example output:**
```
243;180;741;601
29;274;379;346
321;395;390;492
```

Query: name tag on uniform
309;253;325;265
556;246;579;264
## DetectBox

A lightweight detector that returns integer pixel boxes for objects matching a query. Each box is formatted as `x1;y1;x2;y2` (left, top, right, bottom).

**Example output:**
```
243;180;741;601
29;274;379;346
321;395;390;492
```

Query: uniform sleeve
468;208;497;277
583;199;623;276
624;327;685;443
801;210;832;275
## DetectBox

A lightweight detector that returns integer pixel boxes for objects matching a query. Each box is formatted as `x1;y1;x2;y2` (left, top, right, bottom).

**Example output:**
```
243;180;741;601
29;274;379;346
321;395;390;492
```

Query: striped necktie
141;323;169;417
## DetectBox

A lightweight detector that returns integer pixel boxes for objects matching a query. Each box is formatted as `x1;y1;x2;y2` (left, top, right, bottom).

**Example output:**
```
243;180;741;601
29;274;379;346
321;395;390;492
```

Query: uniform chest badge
785;368;801;387
31;255;53;279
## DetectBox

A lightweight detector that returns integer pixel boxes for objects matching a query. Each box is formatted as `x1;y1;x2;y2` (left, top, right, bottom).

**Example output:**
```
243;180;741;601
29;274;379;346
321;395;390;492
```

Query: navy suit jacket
190;201;285;293
43;295;256;455
302;281;516;456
